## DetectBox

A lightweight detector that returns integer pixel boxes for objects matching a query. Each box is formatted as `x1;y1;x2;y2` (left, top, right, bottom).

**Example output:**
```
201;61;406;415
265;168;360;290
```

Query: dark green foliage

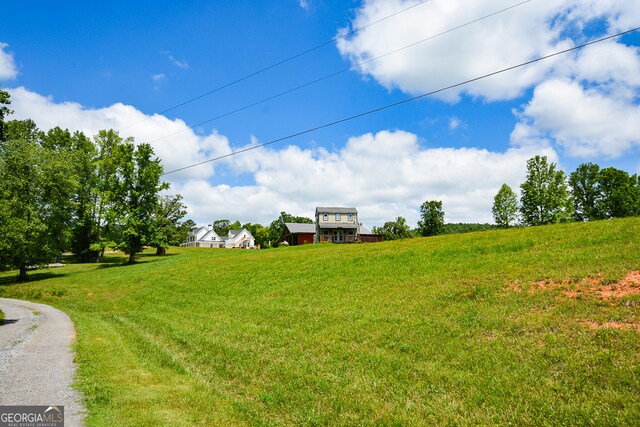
211;219;231;236
0;86;13;142
492;183;518;227
149;195;188;254
41;127;81;262
0;91;180;274
0;120;56;280
569;163;640;222
112;142;168;262
520;155;573;226
597;167;640;219
418;200;445;236
569;162;602;221
70;131;99;261
372;216;414;240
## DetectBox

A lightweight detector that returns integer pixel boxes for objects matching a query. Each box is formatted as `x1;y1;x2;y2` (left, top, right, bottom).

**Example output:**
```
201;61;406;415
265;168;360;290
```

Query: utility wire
162;27;640;176
148;0;532;144
119;0;433;131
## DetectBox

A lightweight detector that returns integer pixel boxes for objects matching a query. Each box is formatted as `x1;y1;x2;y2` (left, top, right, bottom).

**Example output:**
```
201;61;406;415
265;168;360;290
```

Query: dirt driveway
0;298;85;426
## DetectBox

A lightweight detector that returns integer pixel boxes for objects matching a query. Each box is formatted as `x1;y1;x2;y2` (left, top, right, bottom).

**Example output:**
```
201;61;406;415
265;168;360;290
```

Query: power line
162;27;639;176
118;0;433;132
149;0;533;144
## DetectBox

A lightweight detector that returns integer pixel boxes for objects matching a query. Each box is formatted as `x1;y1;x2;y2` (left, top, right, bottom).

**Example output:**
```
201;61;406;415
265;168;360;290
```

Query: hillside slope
1;218;639;425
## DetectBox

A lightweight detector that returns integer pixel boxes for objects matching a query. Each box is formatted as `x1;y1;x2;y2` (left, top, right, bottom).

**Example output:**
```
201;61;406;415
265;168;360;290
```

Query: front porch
319;227;358;243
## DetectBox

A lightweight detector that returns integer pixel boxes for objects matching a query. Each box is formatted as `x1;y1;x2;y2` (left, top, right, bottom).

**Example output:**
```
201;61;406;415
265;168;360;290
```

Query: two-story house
315;207;360;243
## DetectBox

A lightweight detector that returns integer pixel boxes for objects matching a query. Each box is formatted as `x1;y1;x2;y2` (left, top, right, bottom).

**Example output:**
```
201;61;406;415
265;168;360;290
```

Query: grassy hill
1;218;639;426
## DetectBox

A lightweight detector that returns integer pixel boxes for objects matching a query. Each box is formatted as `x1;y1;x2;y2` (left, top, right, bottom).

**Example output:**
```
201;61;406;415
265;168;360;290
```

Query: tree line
207;211;314;249
493;155;640;227
372;202;496;241
0;88;189;280
373;155;639;241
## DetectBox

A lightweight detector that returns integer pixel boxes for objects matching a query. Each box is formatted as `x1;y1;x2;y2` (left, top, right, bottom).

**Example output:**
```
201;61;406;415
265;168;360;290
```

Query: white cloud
169;55;189;69
151;73;166;82
512;42;640;159
338;0;640;160
568;41;640;88
299;0;311;11
7;87;231;182
448;116;464;131
218;130;558;226
0;42;18;80
6;89;558;228
159;50;189;69
336;0;639;102
513;79;640;158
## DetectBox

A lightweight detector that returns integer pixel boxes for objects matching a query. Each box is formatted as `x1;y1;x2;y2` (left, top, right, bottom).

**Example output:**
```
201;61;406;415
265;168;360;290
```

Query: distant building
279;223;316;246
182;225;256;249
314;207;382;243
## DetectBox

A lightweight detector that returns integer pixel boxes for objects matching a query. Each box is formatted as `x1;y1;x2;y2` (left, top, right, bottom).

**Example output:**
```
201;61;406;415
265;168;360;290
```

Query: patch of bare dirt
566;271;640;301
507;271;640;302
583;320;640;332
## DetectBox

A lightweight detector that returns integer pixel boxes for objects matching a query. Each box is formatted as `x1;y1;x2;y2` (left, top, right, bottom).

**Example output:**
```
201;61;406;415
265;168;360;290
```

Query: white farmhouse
182;225;256;249
226;229;255;249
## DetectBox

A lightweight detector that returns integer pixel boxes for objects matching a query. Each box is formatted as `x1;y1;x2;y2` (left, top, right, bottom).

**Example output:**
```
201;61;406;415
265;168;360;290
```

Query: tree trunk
129;252;135;263
156;247;166;255
18;264;28;282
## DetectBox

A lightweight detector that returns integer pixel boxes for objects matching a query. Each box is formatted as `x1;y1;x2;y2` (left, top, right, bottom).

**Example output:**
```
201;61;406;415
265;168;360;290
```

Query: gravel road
0;298;85;426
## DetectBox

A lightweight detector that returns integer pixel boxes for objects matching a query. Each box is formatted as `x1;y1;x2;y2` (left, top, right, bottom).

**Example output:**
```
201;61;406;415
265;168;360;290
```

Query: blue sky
1;0;639;228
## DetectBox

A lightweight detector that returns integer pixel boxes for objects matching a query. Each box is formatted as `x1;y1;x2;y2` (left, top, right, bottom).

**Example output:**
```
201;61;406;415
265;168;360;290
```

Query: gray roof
229;229;250;239
315;207;358;215
358;225;372;235
318;222;359;229
284;223;316;234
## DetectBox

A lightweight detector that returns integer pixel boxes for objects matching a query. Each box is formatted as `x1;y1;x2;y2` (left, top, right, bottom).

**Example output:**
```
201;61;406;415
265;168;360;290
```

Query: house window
335;213;341;221
348;213;353;221
212;237;216;241
323;213;328;221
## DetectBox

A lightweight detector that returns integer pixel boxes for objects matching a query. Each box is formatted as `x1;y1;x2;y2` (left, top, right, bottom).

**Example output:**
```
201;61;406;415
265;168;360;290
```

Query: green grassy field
1;218;639;426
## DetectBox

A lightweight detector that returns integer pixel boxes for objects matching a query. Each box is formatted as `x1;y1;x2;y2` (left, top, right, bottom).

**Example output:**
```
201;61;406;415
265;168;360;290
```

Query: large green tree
40;127;81;262
212;219;231;236
519;156;573;226
569;162;602;221
418;200;445;237
112;141;168;263
70;131;99;261
492;183;518;228
149;194;188;255
597;167;640;219
90;130;130;261
372;216;414;240
0;120;54;280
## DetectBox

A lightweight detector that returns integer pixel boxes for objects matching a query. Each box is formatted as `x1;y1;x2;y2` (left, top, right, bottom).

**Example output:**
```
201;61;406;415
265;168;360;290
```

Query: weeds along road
0;298;85;425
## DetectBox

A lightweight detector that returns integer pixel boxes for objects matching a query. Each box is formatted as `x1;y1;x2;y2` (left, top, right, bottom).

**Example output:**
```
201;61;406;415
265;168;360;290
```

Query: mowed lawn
1;218;639;426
